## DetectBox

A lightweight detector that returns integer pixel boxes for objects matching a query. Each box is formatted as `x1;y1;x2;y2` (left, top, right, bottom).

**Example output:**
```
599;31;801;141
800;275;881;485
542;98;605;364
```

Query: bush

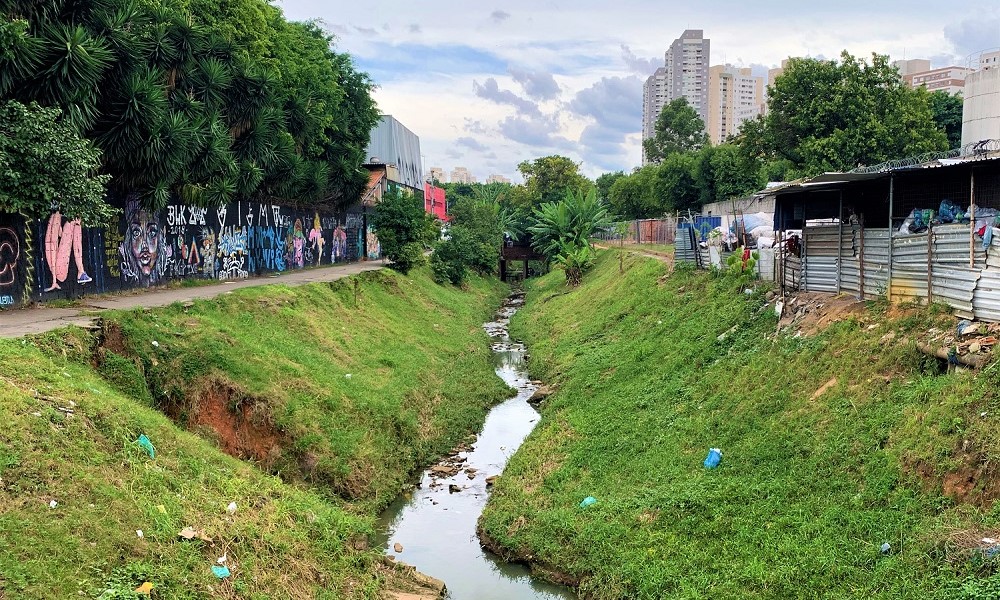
371;189;435;274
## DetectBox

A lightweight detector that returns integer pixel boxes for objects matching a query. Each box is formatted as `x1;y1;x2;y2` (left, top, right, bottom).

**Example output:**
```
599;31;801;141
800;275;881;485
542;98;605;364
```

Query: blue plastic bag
137;434;155;459
704;448;722;469
579;496;597;508
211;565;231;579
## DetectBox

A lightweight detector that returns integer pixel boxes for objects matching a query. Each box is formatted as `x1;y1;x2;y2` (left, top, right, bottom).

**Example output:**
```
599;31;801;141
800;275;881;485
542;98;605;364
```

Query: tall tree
608;166;660;219
595;170;625;203
740;51;948;177
928;89;964;149
655;153;700;213
0;100;113;225
516;155;592;207
643;97;709;164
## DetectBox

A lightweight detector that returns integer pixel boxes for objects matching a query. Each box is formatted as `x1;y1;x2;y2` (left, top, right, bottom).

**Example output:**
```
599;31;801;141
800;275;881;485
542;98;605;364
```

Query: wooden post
837;191;843;294
858;214;866;300
887;174;894;301
970;169;976;268
927;222;933;305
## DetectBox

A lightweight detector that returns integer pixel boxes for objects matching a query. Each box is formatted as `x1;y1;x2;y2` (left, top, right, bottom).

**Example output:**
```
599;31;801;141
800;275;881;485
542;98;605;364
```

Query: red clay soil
188;383;283;466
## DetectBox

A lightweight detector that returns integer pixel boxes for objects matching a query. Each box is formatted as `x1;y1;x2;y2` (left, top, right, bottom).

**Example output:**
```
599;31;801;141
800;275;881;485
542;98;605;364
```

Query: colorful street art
0;196;371;308
43;211;93;291
120;200;169;287
366;225;381;260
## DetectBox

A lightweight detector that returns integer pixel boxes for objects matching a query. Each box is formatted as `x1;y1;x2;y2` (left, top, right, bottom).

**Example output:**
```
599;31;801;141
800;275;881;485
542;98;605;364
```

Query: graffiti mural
120;200;169;287
0;220;22;307
366;225;381;260
0;195;372;308
42;211;93;292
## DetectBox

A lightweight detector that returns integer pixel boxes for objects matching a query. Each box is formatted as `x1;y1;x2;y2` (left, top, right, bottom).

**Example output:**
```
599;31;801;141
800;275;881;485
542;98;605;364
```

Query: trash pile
922;319;999;365
899;200;999;237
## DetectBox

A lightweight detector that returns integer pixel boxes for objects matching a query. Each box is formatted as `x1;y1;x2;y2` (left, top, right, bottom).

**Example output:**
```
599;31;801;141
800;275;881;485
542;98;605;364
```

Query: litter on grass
212;565;231;579
579;496;597;508
137;434;155;459
704;448;722;469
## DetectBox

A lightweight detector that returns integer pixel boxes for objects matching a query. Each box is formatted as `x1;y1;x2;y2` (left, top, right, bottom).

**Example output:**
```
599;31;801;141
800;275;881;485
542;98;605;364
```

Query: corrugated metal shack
769;150;1000;320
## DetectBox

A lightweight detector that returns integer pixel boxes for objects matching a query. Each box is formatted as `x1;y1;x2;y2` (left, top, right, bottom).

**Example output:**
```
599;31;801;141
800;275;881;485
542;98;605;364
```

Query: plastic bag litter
579;496;597;508
704;448;722;469
137;434;155;459
211;565;231;579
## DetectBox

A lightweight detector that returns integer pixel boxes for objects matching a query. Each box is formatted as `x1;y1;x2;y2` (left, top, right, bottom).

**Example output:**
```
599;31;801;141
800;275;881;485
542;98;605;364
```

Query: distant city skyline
277;0;1000;181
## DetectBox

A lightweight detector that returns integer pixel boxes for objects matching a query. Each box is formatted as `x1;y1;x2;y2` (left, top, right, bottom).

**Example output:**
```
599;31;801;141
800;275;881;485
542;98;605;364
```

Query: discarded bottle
704;448;722;469
579;496;597;508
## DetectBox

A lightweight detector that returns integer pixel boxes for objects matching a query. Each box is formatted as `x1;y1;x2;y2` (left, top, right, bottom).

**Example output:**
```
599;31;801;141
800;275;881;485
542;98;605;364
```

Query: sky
276;0;1000;183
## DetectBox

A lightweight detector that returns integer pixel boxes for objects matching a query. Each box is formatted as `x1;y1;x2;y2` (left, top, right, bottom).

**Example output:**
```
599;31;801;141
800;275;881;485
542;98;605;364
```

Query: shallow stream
376;295;576;599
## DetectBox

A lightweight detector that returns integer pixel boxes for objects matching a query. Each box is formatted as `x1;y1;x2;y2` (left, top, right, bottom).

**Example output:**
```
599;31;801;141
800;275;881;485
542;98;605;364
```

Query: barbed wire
849;139;1000;174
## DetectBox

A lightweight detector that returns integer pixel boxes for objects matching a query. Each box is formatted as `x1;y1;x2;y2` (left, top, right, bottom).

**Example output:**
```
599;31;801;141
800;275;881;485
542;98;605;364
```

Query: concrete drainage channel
376;293;576;599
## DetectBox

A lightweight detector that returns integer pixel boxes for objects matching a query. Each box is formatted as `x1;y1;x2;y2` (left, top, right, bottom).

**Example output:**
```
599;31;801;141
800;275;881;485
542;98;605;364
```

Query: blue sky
277;0;1000;182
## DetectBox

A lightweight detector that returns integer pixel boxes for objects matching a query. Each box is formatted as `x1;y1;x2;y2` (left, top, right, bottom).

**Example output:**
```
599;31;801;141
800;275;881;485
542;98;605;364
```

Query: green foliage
431;195;505;286
517;155;594;207
0;100;113;224
529;188;611;261
595;171;625;203
642;97;709;164
0;268;508;598
928;90;964;149
655;152;700;213
482;251;1000;598
371;189;436;274
696;143;766;207
2;0;379;209
740;51;949;177
608;165;661;219
552;241;594;286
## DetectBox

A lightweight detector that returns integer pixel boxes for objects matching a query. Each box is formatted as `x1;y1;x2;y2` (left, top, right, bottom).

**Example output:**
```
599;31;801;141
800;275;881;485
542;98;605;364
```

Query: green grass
0;266;511;598
480;251;1000;599
97;267;511;510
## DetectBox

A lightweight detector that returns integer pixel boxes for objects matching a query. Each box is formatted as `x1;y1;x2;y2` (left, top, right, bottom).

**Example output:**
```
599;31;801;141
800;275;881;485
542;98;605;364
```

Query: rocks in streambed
448;484;462;493
485;475;498;487
394;542;403;553
528;384;553;405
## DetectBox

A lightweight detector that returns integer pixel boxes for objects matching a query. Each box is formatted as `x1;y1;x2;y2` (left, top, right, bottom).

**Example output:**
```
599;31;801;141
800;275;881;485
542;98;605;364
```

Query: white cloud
275;0;1000;181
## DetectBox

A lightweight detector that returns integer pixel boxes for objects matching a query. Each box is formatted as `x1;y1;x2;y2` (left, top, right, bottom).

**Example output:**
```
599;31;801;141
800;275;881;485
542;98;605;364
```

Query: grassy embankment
0;267;509;599
481;250;1000;599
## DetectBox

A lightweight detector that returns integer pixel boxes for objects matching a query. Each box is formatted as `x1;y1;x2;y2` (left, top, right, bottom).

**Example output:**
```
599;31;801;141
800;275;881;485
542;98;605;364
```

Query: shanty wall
800;223;1000;321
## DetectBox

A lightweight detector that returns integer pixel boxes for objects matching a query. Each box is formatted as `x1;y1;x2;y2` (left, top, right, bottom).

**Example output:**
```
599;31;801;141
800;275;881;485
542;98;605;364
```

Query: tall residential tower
642;29;710;164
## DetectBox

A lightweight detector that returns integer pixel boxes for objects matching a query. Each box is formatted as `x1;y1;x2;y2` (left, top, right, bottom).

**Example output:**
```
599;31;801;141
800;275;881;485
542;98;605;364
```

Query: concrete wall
0;195;378;309
962;67;1000;146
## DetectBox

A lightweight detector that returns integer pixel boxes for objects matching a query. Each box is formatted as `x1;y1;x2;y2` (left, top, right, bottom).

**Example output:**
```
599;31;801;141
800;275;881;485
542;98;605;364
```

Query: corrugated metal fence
674;218;1000;323
799;222;1000;322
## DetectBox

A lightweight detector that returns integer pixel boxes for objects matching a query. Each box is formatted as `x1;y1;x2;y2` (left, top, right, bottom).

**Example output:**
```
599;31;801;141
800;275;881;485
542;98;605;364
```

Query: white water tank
962;52;1000;147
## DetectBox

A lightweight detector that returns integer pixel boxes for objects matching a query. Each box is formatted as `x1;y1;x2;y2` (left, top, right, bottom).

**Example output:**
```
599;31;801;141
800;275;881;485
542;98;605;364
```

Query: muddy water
376;295;576;599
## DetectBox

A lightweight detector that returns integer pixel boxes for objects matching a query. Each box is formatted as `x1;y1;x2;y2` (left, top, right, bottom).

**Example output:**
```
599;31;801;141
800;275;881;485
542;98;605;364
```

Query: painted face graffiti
120;200;168;286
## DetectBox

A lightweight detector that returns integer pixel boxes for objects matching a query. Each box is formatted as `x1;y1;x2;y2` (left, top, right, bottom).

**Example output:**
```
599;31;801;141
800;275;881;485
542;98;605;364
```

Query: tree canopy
928;90;964;149
0;0;379;212
516;155;593;207
642;97;709;164
0;100;113;225
740;51;948;177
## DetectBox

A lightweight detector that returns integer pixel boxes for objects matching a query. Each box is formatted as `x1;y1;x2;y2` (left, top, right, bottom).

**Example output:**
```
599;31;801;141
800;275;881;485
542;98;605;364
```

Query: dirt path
0;259;386;338
595;244;675;269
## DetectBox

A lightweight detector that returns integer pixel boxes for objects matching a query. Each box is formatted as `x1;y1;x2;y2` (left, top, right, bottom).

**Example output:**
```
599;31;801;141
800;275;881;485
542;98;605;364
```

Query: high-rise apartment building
707;65;763;145
450;167;476;184
642;29;710;163
428;167;445;183
486;174;511;184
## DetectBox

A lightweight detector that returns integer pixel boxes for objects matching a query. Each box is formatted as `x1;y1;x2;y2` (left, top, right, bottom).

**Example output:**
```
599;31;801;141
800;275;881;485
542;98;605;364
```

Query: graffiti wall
0;196;376;308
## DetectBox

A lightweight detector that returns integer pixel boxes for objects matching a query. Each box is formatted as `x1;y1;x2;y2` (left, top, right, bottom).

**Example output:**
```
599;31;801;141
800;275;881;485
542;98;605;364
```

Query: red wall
424;183;448;221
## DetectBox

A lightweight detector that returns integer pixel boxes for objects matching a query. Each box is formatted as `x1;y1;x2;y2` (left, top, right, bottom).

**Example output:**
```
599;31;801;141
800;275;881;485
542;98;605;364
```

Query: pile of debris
918;320;999;368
